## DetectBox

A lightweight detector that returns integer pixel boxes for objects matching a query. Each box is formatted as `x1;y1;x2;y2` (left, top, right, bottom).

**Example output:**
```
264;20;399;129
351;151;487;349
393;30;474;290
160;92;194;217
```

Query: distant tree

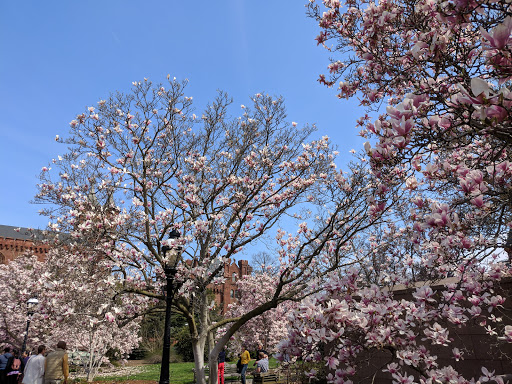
250;251;277;274
174;326;196;362
0;248;145;382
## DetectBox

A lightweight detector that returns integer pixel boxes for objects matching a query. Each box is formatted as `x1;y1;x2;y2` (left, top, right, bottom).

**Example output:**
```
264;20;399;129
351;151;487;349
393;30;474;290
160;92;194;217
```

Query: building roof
0;225;46;241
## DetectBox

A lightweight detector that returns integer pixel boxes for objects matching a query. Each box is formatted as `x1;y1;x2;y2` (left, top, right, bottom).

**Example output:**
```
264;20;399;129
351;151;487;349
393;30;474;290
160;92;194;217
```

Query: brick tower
209;258;253;314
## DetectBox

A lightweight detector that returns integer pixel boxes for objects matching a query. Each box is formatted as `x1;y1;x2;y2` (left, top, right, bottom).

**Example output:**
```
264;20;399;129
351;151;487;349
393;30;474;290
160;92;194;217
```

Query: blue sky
0;1;365;229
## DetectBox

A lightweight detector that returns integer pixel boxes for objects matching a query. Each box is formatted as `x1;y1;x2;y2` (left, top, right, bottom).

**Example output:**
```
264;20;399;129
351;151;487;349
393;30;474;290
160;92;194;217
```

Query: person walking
0;347;13;384
217;347;226;384
239;345;251;384
44;342;68;384
21;351;30;367
22;345;46;384
5;349;22;384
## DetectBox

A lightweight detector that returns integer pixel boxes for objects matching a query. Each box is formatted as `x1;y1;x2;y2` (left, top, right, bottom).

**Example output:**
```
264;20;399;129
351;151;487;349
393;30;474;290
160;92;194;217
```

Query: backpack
11;357;21;371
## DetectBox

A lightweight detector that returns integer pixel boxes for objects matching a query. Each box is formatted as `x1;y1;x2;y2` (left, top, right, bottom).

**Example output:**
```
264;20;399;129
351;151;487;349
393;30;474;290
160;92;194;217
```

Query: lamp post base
159;267;176;384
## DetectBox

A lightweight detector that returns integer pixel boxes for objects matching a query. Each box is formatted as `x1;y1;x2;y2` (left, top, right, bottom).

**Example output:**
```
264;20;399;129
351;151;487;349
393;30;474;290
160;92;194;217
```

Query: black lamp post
159;229;181;384
21;297;38;353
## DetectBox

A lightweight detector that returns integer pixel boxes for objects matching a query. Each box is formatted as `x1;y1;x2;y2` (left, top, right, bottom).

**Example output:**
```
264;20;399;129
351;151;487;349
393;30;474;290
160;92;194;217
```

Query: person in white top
22;345;46;384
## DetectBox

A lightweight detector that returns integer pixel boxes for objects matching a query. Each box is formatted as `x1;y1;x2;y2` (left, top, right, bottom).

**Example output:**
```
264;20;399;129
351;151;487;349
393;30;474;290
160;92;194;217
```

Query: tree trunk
209;361;219;384
192;335;208;384
208;331;218;384
86;333;96;382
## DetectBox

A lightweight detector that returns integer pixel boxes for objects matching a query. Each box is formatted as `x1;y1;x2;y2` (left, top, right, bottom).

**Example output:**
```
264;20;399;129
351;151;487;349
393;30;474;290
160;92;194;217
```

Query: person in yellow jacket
239;345;251;384
240;345;251;384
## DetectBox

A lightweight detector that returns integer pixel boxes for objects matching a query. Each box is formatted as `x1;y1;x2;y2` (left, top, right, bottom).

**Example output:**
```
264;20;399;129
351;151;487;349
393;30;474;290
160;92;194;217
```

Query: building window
230;290;234;298
0;253;4;265
232;273;236;283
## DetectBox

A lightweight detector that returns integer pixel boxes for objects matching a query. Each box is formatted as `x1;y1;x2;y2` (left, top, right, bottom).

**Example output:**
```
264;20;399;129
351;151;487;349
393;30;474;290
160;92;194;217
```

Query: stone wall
0;237;48;264
0;225;49;264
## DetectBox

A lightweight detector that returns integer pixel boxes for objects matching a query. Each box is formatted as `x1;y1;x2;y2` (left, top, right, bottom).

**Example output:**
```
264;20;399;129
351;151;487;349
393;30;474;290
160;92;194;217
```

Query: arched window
230;290;234;298
232;272;236;283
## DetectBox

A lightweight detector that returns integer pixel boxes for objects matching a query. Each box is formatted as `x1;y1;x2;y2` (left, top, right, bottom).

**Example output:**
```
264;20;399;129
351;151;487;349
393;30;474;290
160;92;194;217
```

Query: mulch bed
71;361;149;382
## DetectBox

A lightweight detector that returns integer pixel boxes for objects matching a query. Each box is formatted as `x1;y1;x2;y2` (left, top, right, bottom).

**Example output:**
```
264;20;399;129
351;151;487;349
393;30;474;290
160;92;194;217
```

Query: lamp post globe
22;297;39;353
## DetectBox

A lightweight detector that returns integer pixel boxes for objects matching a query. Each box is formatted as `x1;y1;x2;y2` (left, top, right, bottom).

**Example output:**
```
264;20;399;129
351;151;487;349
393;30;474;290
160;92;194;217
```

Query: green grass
269;357;279;369
91;362;196;383
87;357;281;383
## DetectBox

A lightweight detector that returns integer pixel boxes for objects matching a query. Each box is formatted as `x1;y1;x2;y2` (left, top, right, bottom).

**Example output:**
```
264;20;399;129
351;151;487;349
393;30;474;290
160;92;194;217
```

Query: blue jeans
240;364;248;384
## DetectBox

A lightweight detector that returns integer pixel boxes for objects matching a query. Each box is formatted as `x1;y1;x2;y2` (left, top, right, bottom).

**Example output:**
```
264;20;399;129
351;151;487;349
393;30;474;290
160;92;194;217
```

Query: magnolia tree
220;272;296;355
40;244;147;382
0;255;48;348
276;267;512;383
272;1;512;382
308;0;512;242
0;246;144;382
35;78;397;384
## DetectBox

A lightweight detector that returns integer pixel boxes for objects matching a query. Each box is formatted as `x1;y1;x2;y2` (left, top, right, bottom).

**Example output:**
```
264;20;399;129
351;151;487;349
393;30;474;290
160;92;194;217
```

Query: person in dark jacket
5;349;22;384
0;347;13;384
21;351;30;367
217;347;226;384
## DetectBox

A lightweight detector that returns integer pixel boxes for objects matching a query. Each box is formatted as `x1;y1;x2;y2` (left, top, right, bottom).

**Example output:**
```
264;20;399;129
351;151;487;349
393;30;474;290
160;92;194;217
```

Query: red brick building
210;259;252;314
0;225;49;264
1;224;252;314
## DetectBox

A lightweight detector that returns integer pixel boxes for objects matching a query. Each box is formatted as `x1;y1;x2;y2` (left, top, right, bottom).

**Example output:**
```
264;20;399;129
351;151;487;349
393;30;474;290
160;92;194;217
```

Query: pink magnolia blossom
481;17;512;50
